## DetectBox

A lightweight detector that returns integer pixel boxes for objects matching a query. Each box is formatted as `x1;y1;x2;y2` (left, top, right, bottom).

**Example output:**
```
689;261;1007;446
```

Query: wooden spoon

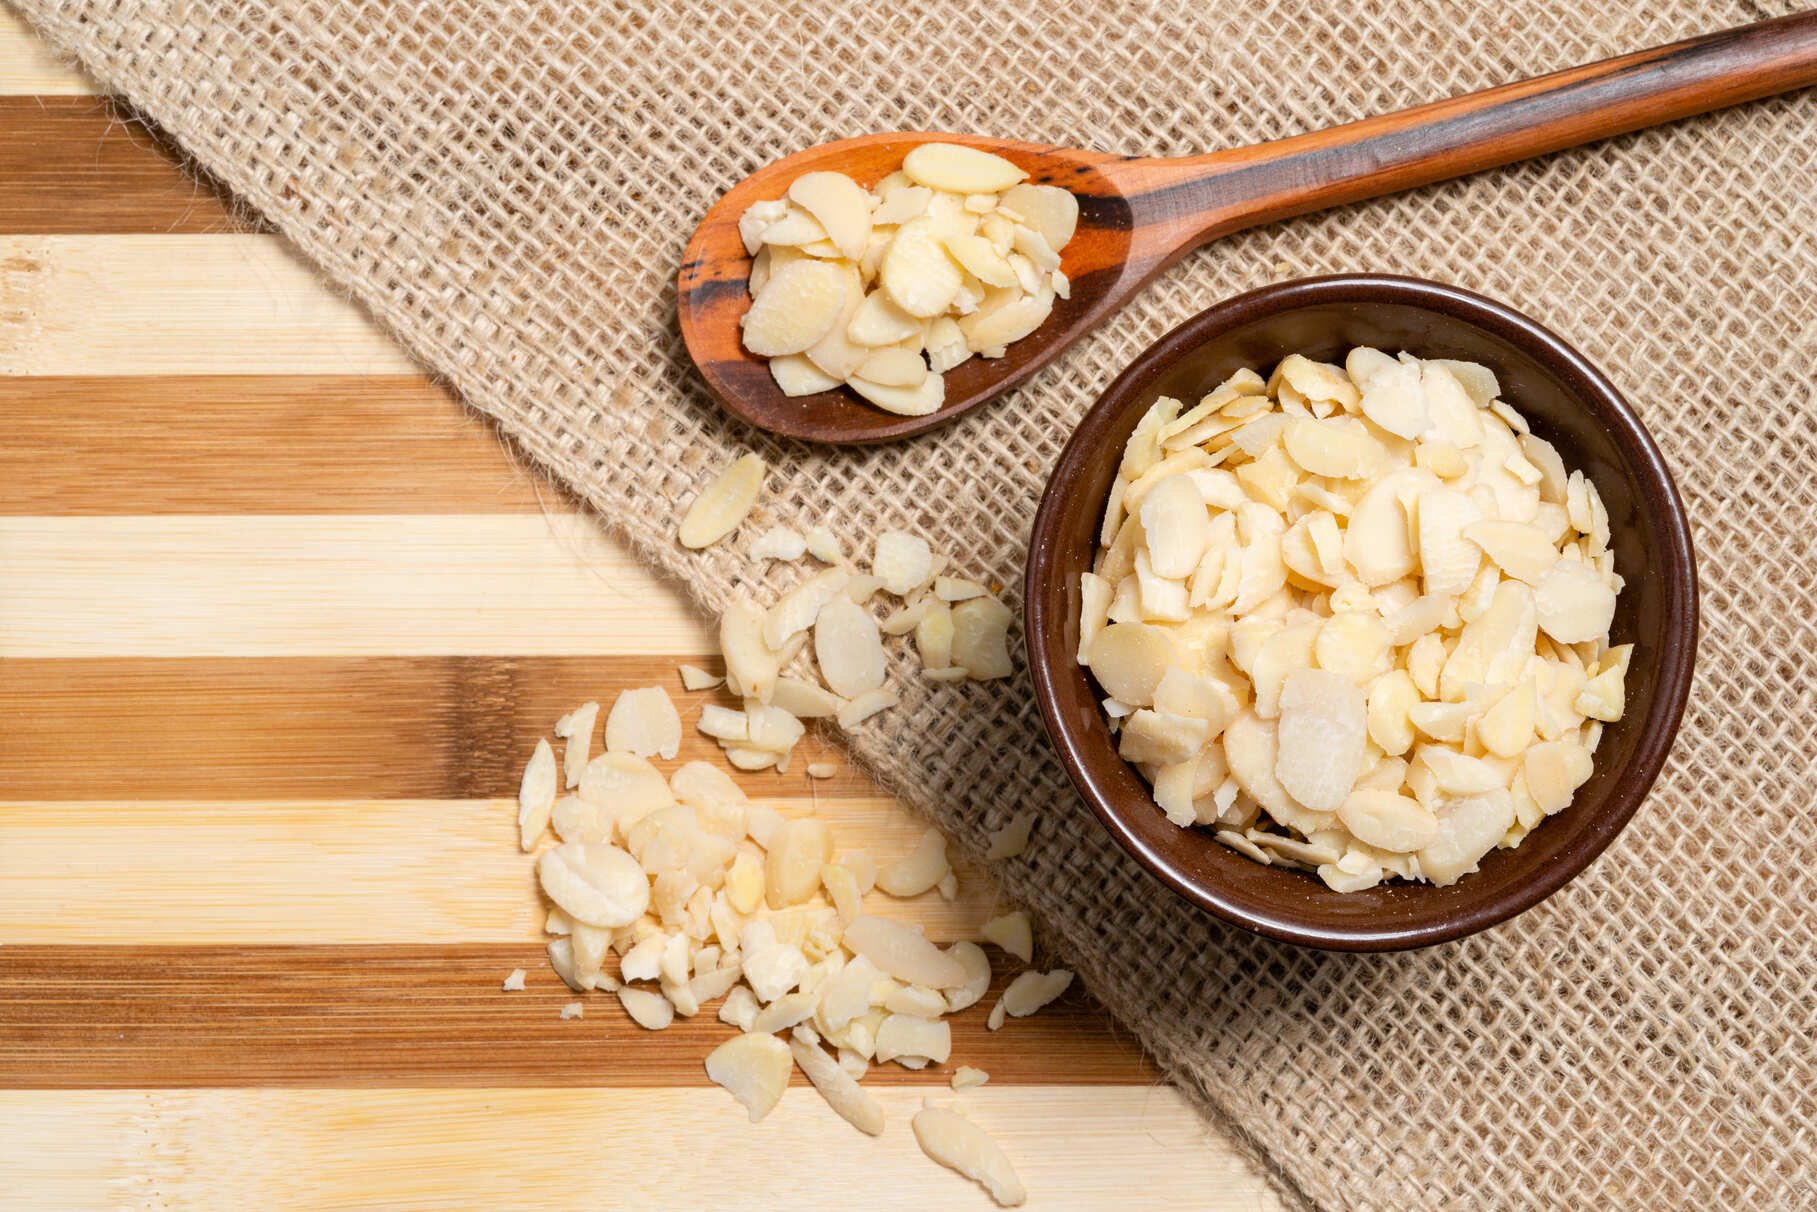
679;12;1817;445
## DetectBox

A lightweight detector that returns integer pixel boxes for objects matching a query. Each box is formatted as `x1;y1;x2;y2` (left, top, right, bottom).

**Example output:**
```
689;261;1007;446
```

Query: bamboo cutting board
0;12;1280;1209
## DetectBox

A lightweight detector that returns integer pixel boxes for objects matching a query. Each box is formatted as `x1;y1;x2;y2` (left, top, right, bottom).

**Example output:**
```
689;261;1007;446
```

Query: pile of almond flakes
504;456;1058;1205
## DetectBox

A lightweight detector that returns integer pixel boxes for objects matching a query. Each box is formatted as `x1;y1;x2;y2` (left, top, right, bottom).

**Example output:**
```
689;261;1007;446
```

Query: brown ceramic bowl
1026;275;1697;951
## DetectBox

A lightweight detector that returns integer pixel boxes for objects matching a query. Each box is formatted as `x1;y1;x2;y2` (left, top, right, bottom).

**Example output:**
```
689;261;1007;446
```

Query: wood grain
2;1087;1276;1212
0;234;418;375
0;13;1283;1206
0;656;883;800
0;97;255;234
0;947;1147;1088
0;515;703;656
0;799;998;944
0;376;550;515
0;10;93;95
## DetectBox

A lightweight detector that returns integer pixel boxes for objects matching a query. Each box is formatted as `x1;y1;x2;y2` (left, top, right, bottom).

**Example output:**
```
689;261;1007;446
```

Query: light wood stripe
0;515;703;657
0;948;1145;1089
0;799;997;944
0;375;549;515
0;1087;1274;1211
0;235;418;376
0;97;255;234
0;656;877;800
0;11;95;95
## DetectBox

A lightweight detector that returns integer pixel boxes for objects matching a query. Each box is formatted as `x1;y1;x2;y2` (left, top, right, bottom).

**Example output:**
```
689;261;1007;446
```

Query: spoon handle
1113;11;1817;263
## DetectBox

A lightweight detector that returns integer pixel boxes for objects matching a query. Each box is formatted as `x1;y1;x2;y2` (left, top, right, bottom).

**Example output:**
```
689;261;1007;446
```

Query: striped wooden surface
0;12;1278;1209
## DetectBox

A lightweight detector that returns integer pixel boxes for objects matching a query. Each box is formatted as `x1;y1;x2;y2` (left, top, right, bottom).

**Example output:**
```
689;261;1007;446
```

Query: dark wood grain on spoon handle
1114;11;1817;265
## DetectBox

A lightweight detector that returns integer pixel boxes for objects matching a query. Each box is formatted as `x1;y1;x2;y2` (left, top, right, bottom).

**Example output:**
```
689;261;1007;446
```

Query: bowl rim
1025;273;1699;951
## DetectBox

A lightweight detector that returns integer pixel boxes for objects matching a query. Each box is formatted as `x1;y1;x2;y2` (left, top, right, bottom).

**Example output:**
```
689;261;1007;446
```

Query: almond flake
517;737;558;851
912;1103;1028;1208
706;1032;793;1122
980;910;1033;964
679;453;767;549
604;686;682;760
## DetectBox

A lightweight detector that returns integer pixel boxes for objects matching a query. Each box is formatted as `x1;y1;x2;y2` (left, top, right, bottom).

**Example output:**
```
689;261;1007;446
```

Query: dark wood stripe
0;97;260;234
0;945;1153;1088
0;375;556;514
0;657;879;800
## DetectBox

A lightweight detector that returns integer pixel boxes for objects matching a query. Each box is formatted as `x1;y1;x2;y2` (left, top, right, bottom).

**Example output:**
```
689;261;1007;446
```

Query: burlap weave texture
15;1;1816;1207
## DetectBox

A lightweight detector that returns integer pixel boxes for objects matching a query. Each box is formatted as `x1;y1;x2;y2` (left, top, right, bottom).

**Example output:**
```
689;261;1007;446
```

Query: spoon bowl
678;134;1139;444
678;13;1817;444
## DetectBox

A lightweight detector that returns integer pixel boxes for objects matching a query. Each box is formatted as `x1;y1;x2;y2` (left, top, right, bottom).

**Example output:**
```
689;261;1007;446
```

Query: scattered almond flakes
678;452;765;549
912;1101;1027;1207
984;812;1034;860
998;969;1074;1019
951;1065;990;1091
980;911;1033;964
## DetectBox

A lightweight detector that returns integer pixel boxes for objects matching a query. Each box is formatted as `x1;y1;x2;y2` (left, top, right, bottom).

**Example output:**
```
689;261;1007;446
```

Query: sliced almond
847;287;926;346
981;910;1034;964
1358;358;1429;438
877;828;950;898
951;596;1015;679
813;595;887;698
764;818;835;909
553;702;600;791
764;567;850;650
1339;787;1439;853
768;351;842;396
740;259;848;356
1417;789;1516;886
1000;968;1073;1018
836;688;900;728
957;288;1054;352
790;1026;886;1135
1283;418;1384;479
578;751;676;828
1463;519;1557;585
875;1013;953;1065
843;915;967;988
1274;669;1368;815
912;1102;1028;1207
1139;473;1212;578
1524;738;1593;814
1534;559;1617;644
517;737;558;851
880;216;964;317
903;143;1027;194
787;171;872;260
604;686;683;761
856;345;929;387
678;452;767;549
849;369;946;417
873;530;934;595
705;1032;793;1122
1415;487;1485;597
718;600;779;703
539;842;649;929
943;941;993;1013
619;984;676;1031
999;182;1078;250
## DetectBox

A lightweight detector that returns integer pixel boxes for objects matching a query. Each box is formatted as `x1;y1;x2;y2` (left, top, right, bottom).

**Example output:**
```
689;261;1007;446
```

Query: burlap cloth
17;1;1816;1206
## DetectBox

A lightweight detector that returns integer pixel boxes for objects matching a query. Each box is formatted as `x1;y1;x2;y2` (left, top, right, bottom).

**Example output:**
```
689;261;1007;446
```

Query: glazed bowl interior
1026;275;1697;951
